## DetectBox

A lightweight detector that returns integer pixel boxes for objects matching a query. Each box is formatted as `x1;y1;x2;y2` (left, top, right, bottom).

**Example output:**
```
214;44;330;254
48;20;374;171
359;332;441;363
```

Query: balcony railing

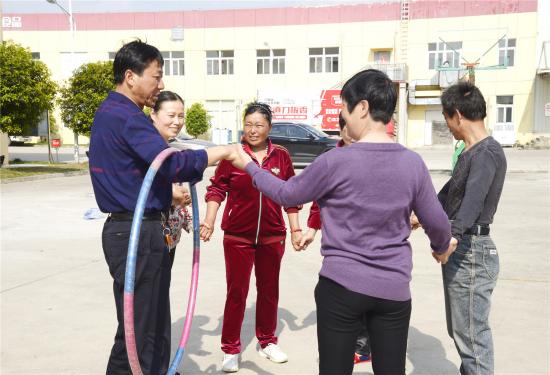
364;63;408;82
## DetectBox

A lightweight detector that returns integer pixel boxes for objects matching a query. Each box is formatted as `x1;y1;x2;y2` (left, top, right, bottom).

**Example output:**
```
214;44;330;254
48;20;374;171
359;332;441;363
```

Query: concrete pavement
7;144;550;172
1;153;549;374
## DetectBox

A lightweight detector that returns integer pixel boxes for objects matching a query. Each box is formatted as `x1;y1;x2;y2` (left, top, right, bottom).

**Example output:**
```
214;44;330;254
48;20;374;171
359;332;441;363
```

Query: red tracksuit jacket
205;139;299;244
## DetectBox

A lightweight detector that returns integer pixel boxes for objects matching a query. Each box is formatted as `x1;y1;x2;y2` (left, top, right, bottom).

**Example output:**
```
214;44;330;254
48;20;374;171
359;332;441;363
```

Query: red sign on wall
51;139;61;148
315;90;342;130
271;105;308;120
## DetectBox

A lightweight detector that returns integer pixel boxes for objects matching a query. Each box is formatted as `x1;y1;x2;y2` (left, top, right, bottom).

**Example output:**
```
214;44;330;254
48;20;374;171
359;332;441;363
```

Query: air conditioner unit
171;27;184;41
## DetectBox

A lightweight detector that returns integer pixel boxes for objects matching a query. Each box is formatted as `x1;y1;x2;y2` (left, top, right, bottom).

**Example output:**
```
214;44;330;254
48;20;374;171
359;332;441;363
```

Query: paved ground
1;151;549;375
7;145;550;172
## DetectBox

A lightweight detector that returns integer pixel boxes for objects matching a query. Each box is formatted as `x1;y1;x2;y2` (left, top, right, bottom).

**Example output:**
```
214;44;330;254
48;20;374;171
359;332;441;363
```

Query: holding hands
200;220;214;241
288;228;318;251
410;213;421;230
227;143;253;170
432;237;458;264
297;228;317;251
290;230;305;251
409;213;457;264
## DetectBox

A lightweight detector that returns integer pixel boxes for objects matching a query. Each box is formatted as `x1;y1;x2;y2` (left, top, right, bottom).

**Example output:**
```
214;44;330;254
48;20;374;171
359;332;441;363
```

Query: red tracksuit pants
221;236;285;354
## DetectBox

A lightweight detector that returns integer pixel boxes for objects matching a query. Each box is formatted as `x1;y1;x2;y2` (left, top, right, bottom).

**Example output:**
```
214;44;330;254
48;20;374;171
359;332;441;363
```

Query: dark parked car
269;122;339;164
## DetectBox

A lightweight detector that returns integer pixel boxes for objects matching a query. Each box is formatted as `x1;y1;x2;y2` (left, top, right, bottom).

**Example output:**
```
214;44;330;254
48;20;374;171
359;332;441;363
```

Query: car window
270;125;287;137
288;126;309;138
302;124;329;138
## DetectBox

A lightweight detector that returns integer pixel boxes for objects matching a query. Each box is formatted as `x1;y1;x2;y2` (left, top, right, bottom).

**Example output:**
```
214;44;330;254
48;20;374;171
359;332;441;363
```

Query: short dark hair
152;91;184;112
244;102;272;125
338;112;346;130
341;69;396;124
113;40;164;84
441;82;486;121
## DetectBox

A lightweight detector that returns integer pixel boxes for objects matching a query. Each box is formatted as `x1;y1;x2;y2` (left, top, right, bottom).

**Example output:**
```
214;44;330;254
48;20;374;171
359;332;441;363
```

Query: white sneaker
222;353;239;373
258;343;288;363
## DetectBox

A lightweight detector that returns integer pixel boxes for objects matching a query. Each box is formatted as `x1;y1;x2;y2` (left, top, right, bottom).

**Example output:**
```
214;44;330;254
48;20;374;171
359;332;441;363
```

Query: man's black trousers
102;218;172;375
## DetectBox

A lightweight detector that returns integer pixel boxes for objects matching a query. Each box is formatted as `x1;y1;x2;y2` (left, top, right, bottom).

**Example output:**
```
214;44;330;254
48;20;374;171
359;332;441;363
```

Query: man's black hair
441;81;487;121
113;40;164;84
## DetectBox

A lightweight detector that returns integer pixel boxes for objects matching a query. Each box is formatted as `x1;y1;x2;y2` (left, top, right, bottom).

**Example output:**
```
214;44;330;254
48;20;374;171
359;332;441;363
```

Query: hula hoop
123;147;201;375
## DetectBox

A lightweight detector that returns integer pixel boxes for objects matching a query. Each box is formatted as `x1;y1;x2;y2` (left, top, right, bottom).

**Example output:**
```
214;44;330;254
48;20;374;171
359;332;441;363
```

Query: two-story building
2;0;548;148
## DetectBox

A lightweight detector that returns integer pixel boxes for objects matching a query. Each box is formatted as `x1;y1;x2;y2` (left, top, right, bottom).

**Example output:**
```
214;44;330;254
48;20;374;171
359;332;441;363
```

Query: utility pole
46;0;80;163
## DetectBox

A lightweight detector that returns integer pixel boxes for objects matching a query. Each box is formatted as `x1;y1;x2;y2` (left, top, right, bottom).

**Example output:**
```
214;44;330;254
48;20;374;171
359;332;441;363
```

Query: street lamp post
46;0;80;163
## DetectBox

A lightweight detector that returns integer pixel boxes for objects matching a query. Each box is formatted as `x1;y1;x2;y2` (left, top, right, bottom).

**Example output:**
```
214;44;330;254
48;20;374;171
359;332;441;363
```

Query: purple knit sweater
245;142;451;301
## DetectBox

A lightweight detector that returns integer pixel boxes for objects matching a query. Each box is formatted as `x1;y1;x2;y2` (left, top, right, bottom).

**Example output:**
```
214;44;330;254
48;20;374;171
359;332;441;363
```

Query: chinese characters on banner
315;89;342;130
258;89;342;131
271;105;309;120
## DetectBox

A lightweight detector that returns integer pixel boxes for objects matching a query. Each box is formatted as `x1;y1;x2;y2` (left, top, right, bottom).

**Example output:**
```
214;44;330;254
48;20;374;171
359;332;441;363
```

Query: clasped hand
226;143;253;170
432;237;458;265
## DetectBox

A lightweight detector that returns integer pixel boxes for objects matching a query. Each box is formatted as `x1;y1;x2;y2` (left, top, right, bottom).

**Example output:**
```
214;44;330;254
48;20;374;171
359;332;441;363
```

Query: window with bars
498;38;515;67
257;49;286;74
161;51;184;76
309;47;339;73
31;52;40;60
428;41;462;69
206;50;234;75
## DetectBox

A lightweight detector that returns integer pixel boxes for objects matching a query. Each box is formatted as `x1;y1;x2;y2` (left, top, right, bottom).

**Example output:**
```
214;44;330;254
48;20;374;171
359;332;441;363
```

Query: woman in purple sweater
232;69;457;375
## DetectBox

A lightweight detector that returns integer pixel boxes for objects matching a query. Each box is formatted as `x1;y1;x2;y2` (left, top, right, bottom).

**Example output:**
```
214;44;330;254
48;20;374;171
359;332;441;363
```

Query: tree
185;103;211;137
57;61;115;136
0;41;57;135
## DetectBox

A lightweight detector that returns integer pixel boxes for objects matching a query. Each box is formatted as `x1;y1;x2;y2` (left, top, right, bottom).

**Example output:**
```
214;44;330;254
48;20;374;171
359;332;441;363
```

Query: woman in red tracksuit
200;102;301;373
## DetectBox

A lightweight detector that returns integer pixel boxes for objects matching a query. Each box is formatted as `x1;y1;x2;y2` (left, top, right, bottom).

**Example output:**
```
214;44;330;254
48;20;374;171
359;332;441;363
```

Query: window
309;47;339;73
60;52;89;78
270;125;287;137
31;52;40;60
206;50;234;75
496;96;513;127
374;51;391;63
257;49;286;74
499;38;515;67
288;126;309;138
428;41;462;69
161;51;184;76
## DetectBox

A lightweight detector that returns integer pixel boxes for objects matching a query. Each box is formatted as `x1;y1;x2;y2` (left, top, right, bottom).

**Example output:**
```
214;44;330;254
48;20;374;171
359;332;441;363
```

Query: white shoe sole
258;348;288;364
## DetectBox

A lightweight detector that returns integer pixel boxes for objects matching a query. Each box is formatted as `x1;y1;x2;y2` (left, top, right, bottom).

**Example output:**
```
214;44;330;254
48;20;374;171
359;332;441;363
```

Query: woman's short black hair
244;102;272;125
152;91;184;112
113;40;164;84
341;69;396;124
441;82;487;121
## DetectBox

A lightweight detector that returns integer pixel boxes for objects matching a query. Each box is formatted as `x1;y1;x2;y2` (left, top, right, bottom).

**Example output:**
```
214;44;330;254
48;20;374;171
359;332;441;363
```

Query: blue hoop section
123;147;201;375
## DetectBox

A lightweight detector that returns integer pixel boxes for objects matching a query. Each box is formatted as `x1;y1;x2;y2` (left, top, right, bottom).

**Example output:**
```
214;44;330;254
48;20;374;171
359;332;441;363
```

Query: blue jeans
442;235;499;375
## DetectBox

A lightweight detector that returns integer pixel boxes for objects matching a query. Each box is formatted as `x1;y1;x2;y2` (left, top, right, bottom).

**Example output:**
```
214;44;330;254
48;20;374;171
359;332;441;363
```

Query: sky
3;0;389;14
